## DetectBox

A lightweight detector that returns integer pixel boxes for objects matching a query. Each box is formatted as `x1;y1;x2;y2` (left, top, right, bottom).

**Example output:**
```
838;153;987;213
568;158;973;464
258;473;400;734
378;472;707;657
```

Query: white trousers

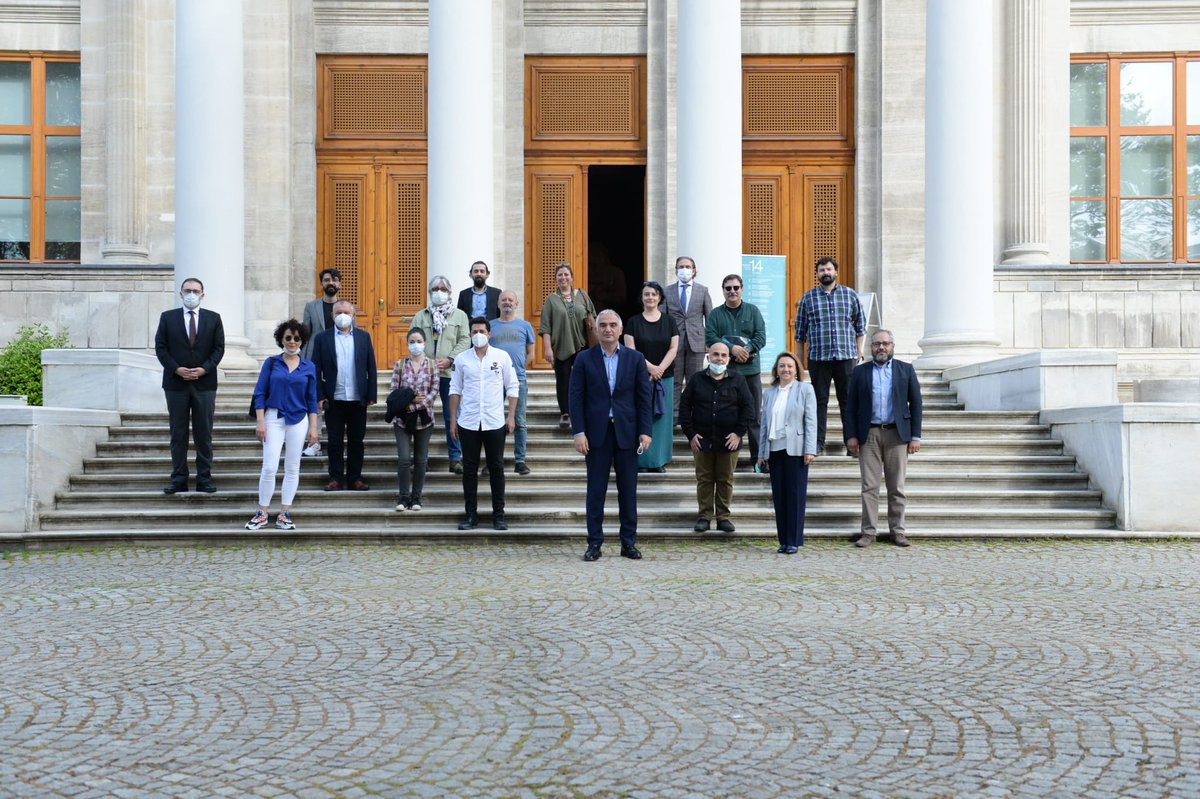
259;408;307;507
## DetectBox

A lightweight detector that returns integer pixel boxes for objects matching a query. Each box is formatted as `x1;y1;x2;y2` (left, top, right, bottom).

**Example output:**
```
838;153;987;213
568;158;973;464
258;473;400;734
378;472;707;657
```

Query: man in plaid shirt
794;257;864;455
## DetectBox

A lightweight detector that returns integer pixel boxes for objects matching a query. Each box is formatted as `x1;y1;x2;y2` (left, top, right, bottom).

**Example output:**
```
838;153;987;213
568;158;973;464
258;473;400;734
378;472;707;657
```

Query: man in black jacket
456;260;501;322
154;277;225;494
679;342;755;533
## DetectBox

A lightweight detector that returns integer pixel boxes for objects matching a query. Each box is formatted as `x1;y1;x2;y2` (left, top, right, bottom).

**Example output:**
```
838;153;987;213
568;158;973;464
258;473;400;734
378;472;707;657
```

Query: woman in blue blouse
246;319;320;531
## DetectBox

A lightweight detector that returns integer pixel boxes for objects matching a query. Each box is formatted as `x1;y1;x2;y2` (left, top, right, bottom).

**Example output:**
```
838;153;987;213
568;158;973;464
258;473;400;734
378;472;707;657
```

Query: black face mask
323;284;338;297
473;276;486;289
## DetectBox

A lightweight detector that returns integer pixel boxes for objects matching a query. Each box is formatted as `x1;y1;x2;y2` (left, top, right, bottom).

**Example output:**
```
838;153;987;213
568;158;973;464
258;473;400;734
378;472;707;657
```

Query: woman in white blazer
757;352;818;553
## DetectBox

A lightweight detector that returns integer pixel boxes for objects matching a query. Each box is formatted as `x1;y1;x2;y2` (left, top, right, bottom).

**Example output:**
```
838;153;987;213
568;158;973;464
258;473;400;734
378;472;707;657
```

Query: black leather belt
870;423;897;429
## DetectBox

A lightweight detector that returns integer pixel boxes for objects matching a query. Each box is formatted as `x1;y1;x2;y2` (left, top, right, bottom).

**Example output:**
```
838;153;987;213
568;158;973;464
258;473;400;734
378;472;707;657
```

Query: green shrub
0;323;72;406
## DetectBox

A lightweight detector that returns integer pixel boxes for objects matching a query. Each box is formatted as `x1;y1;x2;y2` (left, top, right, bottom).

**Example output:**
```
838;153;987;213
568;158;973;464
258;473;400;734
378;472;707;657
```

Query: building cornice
1071;0;1200;26
525;0;646;28
742;0;855;28
0;0;79;25
314;0;427;28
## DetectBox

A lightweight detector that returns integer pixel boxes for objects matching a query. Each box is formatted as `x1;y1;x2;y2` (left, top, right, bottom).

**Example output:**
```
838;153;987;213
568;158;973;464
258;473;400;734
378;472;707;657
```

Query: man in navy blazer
844;328;922;548
309;299;377;491
456;260;502;322
569;309;653;561
154;277;225;494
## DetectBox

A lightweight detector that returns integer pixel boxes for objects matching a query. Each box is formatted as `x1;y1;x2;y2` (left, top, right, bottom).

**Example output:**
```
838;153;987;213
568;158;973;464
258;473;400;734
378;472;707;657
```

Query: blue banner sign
742;254;788;372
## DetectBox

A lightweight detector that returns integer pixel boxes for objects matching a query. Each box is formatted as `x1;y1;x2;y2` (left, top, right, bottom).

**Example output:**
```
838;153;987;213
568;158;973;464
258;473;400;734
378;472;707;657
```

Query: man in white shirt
449;317;519;531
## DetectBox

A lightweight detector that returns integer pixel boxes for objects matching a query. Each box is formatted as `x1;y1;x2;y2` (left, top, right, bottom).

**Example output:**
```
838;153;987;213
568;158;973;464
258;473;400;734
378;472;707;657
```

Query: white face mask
471;332;489;349
431;290;449;306
334;313;353;330
708;362;728;376
181;291;201;310
677;269;692;284
408;342;425;356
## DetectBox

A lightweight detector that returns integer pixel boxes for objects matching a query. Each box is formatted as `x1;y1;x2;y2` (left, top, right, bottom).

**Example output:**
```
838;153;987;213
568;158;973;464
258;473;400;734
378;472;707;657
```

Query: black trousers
808;358;855;449
325;399;368;482
553;352;578;415
743;373;762;461
458;425;507;514
165;385;216;483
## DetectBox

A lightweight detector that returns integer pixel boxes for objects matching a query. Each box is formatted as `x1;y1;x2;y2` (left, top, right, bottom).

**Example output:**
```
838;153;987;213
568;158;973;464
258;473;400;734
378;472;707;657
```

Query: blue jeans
514;376;528;463
439;375;461;463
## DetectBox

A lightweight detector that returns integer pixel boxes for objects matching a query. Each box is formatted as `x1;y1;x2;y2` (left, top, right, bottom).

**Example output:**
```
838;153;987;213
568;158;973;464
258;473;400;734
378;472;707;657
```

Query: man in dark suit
309;299;377;491
844;328;923;548
154;276;225;494
666;255;713;419
569;309;653;562
301;267;340;359
456;260;502;322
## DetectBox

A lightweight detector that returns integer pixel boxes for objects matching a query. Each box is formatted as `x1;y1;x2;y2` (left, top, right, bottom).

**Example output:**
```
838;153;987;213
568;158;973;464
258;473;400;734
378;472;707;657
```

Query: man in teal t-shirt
489;289;537;474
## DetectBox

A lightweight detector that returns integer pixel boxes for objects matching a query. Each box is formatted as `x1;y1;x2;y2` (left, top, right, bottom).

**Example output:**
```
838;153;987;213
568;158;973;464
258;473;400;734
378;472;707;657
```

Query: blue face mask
708;362;728;376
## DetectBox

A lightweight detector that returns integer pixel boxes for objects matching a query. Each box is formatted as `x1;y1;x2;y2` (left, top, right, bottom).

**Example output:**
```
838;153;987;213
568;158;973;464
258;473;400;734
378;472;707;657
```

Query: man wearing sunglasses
704;274;766;464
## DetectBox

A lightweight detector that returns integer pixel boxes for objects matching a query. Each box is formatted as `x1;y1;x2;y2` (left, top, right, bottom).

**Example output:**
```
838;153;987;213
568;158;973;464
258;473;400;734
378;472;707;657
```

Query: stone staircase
32;370;1117;543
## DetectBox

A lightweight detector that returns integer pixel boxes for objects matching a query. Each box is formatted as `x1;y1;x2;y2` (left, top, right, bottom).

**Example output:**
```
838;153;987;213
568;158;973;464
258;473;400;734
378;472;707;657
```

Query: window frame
0;51;81;265
1071;53;1200;265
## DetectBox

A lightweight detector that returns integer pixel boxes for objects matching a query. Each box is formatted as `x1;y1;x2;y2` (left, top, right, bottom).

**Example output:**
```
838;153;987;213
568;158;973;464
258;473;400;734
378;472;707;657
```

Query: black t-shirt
322;300;335;331
624;312;678;367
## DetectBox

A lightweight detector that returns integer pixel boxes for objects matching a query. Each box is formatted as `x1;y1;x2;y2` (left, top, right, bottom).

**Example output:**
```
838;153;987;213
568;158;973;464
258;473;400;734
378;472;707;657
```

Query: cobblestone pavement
3;540;1200;798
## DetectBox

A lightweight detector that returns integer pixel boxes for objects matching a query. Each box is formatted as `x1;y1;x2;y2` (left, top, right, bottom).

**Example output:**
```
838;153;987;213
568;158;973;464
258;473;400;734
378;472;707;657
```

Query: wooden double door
316;160;427;369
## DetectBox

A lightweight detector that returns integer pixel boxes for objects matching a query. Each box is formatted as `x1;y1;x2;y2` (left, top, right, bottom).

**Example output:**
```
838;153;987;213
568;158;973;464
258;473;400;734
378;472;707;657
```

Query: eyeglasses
282;335;302;342
722;285;742;292
871;341;893;348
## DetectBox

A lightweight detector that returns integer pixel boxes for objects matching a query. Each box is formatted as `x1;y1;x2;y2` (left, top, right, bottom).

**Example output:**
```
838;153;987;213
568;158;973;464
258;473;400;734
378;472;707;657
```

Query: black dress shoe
515;462;531;475
785;546;799;555
716;519;736;533
694;518;711;532
776;545;788;554
582;545;602;562
195;481;217;494
162;482;187;495
458;513;478;530
492;514;507;531
620;545;642;560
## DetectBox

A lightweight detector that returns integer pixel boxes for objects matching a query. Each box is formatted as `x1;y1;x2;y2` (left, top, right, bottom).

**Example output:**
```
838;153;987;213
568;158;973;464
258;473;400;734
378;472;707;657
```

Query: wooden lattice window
746;181;779;254
331;180;362;306
811;182;840;264
538;180;568;287
746;73;839;136
318;57;427;148
527;58;645;149
394;180;424;307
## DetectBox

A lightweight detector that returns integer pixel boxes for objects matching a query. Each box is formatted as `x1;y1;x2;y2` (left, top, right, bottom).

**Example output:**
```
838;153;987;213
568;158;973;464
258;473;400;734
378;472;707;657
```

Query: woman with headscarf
411;275;471;474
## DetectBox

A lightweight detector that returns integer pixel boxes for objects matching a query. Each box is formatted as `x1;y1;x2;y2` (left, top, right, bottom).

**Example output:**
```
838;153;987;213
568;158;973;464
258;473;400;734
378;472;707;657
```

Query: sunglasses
282;334;302;342
722;285;742;292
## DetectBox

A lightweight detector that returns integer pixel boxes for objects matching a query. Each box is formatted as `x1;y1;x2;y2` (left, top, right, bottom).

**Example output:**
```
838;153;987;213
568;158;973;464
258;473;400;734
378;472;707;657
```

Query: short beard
473;277;486;288
873;351;892;365
323;284;338;297
818;274;835;285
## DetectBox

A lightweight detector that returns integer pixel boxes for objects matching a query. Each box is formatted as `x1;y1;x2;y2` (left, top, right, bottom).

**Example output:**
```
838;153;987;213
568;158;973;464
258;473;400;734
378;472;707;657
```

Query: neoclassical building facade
2;0;1198;384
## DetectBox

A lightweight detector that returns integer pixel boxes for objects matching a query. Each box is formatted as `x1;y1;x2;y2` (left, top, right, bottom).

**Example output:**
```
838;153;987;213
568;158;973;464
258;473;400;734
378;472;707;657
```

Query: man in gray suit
666;255;714;420
301;268;341;359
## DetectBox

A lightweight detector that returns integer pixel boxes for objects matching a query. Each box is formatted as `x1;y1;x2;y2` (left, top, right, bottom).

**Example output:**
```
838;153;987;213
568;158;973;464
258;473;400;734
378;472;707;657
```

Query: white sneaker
409;501;422;511
394;501;407;512
302;442;321;457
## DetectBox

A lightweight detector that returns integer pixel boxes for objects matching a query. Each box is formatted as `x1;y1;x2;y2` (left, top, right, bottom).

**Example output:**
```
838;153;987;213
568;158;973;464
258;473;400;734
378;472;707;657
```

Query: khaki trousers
858;426;908;536
694;449;739;522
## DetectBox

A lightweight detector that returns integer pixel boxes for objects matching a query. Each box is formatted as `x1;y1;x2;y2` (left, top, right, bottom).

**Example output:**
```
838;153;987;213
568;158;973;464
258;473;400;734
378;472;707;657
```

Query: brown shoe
324;480;344;491
892;532;911;547
854;534;876;548
348;479;370;491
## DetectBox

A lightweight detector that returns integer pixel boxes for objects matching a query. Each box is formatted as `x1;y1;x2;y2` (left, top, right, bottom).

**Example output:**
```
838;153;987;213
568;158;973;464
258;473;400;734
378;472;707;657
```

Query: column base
914;332;1001;371
1000;242;1051;265
217;335;260;370
101;246;151;263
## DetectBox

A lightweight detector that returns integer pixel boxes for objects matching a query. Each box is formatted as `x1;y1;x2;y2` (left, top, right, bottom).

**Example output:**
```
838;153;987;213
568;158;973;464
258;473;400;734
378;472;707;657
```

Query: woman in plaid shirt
389;327;438;511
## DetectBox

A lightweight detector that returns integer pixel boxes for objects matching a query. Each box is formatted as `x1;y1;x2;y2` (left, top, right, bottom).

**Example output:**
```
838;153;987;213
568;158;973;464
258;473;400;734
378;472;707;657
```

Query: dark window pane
45;62;81;126
0;198;31;260
44;199;80;261
1070;63;1106;127
1070;200;1106;261
1120;135;1172;197
1070;136;1105;197
0;62;31;125
1120;199;1172;261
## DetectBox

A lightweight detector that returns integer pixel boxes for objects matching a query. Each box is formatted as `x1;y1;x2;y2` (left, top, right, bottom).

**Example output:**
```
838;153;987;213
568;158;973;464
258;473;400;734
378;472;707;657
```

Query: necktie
188;311;196;347
681;284;689;314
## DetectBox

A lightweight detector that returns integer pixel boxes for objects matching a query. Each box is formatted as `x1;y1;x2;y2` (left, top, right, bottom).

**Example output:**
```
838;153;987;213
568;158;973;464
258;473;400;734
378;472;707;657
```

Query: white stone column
428;0;493;279
918;0;999;369
1002;0;1051;265
175;0;254;367
677;0;741;276
101;0;149;262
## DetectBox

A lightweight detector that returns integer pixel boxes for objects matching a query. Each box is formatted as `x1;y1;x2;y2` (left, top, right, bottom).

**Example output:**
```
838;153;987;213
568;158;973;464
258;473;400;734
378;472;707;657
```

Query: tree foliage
0;324;72;406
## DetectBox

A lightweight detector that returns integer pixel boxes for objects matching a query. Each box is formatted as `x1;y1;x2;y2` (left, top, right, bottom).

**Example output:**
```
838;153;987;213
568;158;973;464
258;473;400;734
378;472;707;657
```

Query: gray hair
428;274;452;292
596;309;622;328
872;328;895;344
